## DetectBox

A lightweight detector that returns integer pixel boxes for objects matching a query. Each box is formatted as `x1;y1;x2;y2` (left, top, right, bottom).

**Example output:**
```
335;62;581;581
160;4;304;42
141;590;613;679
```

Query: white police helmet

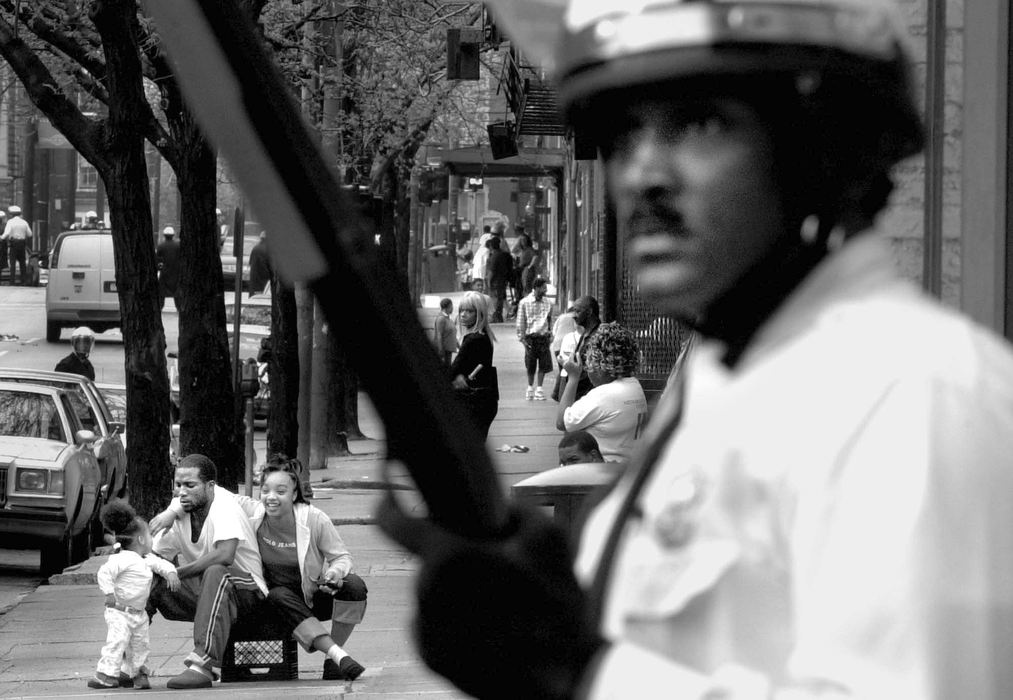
8;205;21;215
163;226;176;237
71;326;96;355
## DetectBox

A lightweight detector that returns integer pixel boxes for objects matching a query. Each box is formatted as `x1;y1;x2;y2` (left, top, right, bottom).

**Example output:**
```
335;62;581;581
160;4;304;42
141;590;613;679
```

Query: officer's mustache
627;202;686;238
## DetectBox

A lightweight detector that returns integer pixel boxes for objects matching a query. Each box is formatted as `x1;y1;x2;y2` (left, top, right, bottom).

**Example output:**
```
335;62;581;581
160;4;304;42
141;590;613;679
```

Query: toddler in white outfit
88;500;179;690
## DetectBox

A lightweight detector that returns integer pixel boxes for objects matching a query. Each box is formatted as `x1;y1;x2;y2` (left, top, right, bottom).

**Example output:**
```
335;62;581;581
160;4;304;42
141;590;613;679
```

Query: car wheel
40;530;75;576
46;320;61;343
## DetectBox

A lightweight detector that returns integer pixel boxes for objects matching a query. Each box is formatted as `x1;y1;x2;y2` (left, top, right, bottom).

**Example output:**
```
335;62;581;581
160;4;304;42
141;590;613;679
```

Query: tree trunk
171;118;244;489
267;277;299;459
92;0;170;518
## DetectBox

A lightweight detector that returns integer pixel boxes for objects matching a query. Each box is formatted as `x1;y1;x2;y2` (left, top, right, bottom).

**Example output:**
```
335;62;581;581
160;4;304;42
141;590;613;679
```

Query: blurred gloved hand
377;492;606;700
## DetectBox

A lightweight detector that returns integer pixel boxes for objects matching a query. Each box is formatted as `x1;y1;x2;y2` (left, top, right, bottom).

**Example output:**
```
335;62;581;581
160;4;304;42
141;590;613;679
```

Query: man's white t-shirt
563;376;648;462
153;484;267;594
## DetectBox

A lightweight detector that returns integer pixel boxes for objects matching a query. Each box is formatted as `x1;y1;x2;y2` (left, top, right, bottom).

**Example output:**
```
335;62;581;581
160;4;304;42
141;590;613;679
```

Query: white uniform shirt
153;484;267;594
97;549;176;611
576;234;1013;699
0;216;32;241
471;244;490;281
563;376;648;462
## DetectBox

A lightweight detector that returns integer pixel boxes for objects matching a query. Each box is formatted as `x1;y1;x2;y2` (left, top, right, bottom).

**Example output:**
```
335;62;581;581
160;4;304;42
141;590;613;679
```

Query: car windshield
224;304;271;326
99;387;127;423
0;390;65;441
0;377;97;431
221;236;260;258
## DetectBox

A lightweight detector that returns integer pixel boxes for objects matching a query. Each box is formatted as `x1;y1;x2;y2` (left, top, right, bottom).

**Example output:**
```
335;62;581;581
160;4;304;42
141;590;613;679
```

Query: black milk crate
221;615;298;682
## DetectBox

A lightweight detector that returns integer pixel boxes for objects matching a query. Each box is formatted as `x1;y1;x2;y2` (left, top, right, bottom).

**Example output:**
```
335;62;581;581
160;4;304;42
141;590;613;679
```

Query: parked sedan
96;382;180;466
0;382;103;575
0;369;127;503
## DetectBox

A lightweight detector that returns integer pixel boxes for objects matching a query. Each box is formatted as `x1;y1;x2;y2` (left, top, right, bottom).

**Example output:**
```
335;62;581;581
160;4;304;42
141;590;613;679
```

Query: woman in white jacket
159;461;367;680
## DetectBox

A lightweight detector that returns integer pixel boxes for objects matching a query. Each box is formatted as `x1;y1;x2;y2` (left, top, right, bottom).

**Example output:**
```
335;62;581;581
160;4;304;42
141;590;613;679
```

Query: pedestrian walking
433;297;458;366
514;276;553;400
568;294;602;400
0;205;32;286
485;237;513;323
449;291;499;439
382;0;1013;697
156;226;181;309
248;231;272;293
88;500;179;690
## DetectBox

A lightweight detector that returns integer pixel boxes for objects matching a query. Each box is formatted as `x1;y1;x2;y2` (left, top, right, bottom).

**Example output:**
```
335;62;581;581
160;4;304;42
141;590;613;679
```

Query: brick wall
881;0;965;307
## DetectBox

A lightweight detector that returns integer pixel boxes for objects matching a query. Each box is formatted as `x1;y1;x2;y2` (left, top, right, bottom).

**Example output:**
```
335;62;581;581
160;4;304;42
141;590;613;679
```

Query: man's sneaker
87;672;119;689
133;670;151;690
118;672;134;688
166;667;212;689
525;388;534;400
323;656;366;681
534;387;546;401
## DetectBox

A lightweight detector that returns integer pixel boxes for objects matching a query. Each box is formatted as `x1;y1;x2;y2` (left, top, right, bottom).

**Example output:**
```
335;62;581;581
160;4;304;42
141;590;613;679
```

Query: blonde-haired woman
449;291;499;439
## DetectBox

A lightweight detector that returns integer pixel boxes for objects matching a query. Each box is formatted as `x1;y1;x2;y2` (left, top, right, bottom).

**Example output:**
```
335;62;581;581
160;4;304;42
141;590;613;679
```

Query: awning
423;146;564;178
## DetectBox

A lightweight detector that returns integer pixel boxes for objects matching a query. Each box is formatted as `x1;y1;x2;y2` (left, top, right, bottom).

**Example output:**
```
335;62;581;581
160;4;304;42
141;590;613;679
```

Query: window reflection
0;391;65;441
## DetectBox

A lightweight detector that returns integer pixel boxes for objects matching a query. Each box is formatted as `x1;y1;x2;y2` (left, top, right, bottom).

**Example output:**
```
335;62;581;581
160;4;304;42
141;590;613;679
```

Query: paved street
0;303;568;698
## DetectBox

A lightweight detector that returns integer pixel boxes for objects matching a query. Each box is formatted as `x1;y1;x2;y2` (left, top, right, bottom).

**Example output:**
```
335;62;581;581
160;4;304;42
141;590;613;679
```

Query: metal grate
616;231;687;393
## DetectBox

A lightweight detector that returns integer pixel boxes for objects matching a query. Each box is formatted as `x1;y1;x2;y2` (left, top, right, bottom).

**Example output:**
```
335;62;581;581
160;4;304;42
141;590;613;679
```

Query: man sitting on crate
147;454;267;690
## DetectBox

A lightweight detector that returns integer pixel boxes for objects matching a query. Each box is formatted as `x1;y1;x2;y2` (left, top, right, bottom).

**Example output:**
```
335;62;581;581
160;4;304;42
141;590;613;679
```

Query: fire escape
499;47;565;137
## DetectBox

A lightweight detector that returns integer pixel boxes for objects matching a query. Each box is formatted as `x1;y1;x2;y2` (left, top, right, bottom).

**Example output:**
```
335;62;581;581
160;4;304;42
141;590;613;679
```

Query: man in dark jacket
248;231;272;294
156;226;181;310
485;237;513;323
54;327;96;380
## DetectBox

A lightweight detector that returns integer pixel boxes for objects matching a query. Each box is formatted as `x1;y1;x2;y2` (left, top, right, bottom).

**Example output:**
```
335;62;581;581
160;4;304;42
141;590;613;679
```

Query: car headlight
16;468;63;494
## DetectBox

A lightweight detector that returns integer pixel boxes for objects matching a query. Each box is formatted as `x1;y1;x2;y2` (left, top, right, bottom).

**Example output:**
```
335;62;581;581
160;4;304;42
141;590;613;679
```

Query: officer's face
605;95;785;322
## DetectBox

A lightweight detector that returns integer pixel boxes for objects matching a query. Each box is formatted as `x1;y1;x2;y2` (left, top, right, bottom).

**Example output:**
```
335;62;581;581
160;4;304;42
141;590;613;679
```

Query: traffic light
418;169;449;205
447;28;482;80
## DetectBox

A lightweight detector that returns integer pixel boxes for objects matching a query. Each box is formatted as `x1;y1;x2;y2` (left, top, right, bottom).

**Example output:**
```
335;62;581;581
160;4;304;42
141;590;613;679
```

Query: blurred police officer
381;1;1013;698
0;205;32;286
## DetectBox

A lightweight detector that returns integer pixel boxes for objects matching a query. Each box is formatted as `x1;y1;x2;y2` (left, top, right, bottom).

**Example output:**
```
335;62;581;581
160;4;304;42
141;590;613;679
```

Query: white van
45;230;119;342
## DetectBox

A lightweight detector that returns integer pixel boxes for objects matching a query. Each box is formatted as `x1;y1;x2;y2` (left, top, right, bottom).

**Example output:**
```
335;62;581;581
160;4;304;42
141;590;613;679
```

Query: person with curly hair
556;321;648;462
89;500;179;690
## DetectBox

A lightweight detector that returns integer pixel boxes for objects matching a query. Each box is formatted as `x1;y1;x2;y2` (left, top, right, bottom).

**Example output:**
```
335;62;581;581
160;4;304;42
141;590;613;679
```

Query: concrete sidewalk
0;319;564;698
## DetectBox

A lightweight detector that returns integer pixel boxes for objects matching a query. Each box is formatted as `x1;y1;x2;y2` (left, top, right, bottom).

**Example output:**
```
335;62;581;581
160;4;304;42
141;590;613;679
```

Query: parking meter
239;357;260;399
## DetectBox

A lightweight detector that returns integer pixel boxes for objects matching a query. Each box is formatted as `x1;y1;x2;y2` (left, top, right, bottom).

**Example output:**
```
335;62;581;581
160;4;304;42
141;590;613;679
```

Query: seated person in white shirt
146;454;268;691
556;322;648;463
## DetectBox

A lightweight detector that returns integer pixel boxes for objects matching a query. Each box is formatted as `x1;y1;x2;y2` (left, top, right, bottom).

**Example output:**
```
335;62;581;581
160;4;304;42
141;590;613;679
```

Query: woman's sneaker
534;387;546;400
524;387;534;400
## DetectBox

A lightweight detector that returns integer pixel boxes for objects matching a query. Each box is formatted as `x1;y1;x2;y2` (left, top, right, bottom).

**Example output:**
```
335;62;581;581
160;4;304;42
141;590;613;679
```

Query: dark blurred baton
141;0;508;539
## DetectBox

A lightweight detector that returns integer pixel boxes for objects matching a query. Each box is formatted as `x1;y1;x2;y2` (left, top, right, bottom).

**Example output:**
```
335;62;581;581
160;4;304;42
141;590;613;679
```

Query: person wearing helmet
55;327;97;380
83;210;101;229
380;1;1013;698
156;225;181;310
0;205;32;286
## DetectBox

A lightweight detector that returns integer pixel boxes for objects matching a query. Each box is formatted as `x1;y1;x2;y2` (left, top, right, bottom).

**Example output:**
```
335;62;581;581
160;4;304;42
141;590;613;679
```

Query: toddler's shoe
87;671;119;689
